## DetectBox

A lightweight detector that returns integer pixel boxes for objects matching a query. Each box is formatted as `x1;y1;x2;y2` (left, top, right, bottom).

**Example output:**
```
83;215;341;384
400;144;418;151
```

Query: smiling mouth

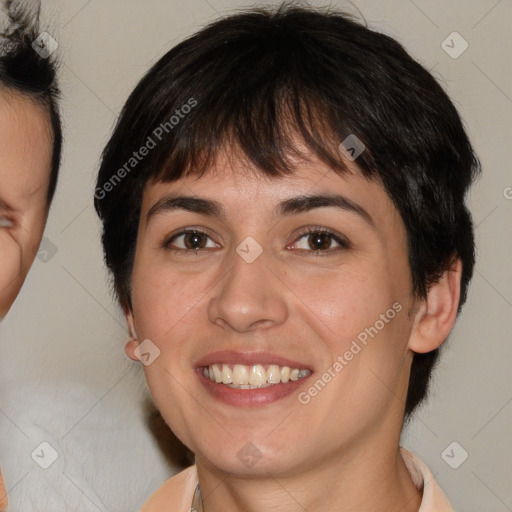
202;363;312;389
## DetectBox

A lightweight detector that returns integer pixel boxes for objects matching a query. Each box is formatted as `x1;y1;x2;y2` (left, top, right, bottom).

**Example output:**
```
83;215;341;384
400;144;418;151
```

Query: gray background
0;0;511;511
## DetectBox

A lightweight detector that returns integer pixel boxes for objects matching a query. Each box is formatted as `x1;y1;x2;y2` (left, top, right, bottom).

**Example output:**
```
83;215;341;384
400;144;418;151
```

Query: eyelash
162;226;350;256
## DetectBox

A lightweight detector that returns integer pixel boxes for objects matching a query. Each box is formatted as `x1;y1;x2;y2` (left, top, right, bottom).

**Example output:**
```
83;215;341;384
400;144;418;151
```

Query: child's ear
408;258;462;354
124;310;139;361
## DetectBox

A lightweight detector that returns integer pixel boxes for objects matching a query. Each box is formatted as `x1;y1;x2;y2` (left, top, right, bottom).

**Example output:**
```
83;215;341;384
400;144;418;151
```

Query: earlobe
124;339;139;361
408;258;462;354
124;310;139;361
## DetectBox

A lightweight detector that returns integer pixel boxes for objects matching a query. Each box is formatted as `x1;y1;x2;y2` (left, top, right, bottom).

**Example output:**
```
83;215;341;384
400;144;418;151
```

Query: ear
408;258;462;353
124;310;140;361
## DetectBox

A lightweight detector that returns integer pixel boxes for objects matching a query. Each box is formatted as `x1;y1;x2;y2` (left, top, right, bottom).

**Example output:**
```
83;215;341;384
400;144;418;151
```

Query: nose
207;242;288;333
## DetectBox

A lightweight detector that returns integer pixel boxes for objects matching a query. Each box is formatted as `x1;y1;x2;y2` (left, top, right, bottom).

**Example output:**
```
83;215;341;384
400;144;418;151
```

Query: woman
94;4;479;510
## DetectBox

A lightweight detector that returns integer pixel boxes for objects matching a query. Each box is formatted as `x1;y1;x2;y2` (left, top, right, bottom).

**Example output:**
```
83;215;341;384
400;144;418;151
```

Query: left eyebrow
145;193;376;230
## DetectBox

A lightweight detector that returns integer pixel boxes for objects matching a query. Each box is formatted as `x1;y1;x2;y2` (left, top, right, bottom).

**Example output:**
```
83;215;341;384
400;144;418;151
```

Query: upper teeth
203;363;311;388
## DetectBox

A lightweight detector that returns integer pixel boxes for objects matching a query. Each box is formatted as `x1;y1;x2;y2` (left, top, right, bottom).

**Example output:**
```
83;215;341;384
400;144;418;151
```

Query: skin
0;89;53;510
0;89;52;320
125;146;461;512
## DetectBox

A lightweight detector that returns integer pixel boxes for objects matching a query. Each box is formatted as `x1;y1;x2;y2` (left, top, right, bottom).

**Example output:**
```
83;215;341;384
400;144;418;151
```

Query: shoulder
140;465;197;512
400;447;455;512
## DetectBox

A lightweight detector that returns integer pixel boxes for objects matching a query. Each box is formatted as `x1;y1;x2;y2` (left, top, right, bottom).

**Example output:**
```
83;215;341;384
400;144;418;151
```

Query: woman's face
126;147;420;477
0;91;52;320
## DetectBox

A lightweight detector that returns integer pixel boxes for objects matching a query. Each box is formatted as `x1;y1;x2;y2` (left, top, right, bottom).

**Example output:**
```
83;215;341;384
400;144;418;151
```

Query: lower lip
196;368;313;408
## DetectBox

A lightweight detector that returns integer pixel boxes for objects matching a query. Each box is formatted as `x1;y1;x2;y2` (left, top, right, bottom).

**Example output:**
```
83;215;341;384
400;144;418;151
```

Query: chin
197;441;297;478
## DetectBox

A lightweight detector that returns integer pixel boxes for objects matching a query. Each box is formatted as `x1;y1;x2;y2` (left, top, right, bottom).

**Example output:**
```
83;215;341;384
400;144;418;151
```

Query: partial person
0;1;62;508
94;4;480;511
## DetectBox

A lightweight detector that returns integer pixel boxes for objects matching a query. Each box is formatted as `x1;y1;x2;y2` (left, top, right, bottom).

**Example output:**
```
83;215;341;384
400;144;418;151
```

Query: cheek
131;258;205;366
291;262;398;341
294;261;411;406
132;267;185;332
0;231;21;280
0;230;23;315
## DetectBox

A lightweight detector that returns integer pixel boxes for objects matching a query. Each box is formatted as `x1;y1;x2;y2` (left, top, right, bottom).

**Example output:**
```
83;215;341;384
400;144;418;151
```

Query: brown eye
164;229;218;253
292;227;350;254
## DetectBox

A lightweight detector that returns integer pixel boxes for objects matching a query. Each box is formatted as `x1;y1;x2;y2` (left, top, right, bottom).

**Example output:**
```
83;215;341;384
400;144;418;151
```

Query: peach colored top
140;447;454;511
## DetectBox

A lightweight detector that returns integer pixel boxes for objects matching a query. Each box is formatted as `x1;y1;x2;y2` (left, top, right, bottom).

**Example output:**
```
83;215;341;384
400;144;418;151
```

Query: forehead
141;146;398;227
0;90;52;210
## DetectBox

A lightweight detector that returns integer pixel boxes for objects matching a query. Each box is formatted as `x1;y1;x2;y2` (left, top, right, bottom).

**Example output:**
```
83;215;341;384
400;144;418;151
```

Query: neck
195;438;422;512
